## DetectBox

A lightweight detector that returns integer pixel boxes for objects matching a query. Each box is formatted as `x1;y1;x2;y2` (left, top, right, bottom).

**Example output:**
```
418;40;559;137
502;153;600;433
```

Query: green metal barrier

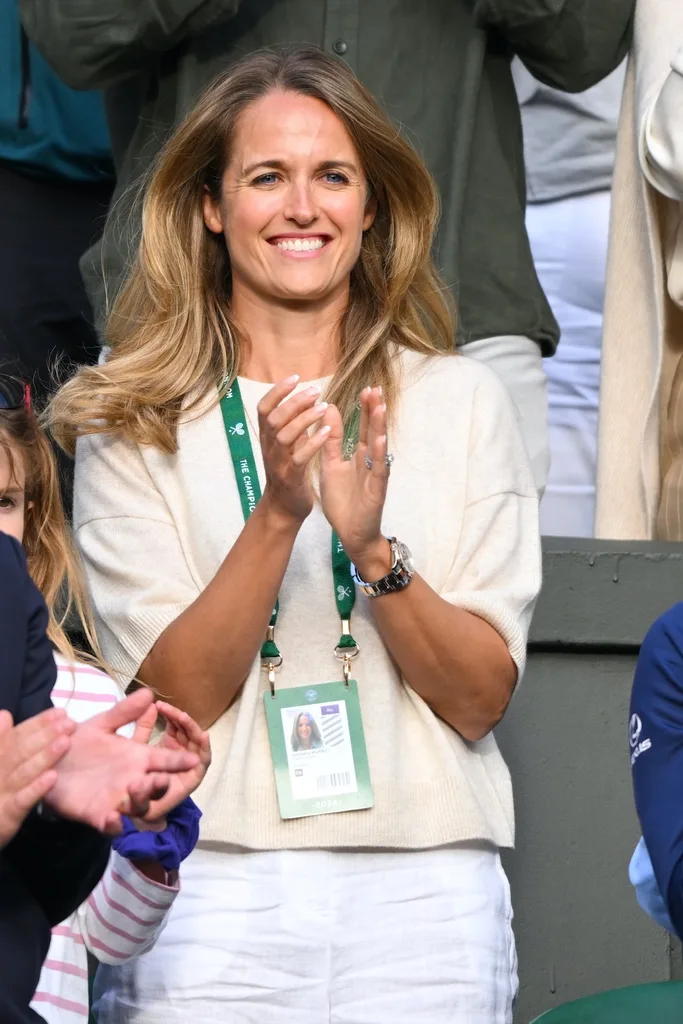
530;981;683;1022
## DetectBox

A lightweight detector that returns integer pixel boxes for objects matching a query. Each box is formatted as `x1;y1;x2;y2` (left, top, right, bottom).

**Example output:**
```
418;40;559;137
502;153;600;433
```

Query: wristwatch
351;537;415;597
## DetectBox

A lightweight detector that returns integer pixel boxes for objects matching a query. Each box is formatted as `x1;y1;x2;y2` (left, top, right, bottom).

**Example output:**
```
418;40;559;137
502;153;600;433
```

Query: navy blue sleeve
630;603;683;939
0;531;56;719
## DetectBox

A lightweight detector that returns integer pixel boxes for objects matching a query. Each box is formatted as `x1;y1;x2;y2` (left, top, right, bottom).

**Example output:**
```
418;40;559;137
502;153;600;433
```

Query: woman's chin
268;279;344;305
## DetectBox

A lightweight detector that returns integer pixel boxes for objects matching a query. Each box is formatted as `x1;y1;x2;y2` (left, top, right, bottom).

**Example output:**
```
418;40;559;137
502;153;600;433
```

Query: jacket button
333;39;348;55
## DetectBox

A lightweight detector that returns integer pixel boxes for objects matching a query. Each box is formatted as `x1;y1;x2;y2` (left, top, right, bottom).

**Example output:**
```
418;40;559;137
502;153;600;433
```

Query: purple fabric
112;797;201;872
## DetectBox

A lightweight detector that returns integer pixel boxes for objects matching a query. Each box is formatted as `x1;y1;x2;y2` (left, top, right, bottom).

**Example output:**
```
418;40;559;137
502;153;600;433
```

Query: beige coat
595;0;683;539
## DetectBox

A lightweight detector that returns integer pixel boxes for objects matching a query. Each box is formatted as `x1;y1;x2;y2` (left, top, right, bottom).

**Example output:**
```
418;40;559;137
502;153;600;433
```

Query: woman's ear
203;186;224;235
363;194;378;232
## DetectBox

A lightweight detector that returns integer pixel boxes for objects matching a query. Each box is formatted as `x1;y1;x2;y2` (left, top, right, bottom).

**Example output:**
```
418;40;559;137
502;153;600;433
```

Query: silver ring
364;453;394;470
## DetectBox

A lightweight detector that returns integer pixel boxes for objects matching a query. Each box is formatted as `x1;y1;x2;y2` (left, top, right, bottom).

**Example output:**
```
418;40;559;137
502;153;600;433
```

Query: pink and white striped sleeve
76;851;179;964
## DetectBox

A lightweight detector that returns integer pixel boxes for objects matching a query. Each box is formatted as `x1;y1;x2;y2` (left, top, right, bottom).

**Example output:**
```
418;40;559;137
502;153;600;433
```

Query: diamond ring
364;453;394;470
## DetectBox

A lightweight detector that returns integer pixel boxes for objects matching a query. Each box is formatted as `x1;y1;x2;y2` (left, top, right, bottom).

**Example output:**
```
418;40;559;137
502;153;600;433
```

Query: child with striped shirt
0;376;211;1023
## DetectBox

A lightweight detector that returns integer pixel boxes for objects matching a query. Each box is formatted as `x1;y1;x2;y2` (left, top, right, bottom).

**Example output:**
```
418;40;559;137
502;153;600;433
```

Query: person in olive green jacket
19;0;634;495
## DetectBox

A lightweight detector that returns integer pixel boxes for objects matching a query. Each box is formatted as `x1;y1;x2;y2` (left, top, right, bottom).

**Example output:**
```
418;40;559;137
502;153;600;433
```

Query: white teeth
275;238;325;251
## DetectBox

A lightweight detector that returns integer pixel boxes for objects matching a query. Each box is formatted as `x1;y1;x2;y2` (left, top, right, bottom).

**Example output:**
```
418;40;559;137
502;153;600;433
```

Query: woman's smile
268;233;332;259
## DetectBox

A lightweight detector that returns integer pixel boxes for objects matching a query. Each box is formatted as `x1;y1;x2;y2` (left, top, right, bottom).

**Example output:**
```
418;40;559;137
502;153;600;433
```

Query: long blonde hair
0;399;103;667
50;45;455;455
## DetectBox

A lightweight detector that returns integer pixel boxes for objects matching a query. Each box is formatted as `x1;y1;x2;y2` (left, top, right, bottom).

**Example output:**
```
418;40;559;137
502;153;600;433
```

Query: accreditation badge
264;680;373;819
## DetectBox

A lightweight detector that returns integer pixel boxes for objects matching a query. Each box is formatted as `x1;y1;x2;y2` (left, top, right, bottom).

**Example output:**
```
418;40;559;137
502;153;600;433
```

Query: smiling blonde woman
51;46;541;1024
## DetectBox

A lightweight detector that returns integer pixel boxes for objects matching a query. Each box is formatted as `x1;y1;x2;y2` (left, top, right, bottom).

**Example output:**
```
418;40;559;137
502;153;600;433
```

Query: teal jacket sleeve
472;0;633;93
18;0;243;89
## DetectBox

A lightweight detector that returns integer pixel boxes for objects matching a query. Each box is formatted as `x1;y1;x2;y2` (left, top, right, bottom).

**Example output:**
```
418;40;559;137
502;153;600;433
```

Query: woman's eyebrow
241;158;359;176
316;160;358;173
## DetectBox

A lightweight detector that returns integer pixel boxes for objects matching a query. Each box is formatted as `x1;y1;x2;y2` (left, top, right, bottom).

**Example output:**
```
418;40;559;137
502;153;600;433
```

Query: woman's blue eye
324;172;348;184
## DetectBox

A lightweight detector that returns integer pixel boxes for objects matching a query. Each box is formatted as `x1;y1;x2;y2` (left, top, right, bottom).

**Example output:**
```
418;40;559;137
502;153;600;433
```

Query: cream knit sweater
74;349;540;851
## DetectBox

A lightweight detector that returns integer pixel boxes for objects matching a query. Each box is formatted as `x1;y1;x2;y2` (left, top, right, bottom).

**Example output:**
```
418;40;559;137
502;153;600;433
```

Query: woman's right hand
258;375;331;525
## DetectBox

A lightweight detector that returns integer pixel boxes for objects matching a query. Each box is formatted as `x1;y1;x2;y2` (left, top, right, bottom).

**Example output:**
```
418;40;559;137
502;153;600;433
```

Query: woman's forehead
230;91;361;173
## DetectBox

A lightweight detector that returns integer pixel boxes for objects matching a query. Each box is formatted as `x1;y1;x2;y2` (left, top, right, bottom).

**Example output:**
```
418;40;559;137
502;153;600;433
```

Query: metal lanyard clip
334;618;359;688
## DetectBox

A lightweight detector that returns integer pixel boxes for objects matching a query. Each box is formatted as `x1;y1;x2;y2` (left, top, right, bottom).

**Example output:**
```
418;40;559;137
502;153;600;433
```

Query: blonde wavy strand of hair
49;45;456;455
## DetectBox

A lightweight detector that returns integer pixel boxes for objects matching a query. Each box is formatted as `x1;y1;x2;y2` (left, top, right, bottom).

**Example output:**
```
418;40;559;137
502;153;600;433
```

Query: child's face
0;445;26;544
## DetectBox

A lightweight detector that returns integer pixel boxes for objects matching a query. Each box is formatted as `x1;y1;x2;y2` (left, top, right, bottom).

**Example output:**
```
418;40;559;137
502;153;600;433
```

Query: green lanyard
220;379;359;692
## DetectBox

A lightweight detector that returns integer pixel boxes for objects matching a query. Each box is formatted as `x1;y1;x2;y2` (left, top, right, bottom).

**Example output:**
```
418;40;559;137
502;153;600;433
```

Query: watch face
395;540;415;574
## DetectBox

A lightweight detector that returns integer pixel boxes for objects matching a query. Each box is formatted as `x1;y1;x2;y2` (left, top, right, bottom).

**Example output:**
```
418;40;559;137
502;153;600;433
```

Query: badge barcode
316;771;351;790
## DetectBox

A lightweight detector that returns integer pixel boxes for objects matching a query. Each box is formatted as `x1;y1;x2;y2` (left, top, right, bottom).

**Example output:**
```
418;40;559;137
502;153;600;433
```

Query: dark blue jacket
630;603;683;940
0;0;113;182
0;532;110;1023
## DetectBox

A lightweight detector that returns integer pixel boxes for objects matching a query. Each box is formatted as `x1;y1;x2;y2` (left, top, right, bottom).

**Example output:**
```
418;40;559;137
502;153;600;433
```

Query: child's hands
45;688;198;835
127;703;166;831
132;702;211;830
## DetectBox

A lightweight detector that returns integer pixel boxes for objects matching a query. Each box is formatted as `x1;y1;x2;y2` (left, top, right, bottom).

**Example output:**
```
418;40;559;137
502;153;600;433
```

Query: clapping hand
0;707;75;849
319;386;392;580
44;688;200;835
258;376;332;525
128;701;211;828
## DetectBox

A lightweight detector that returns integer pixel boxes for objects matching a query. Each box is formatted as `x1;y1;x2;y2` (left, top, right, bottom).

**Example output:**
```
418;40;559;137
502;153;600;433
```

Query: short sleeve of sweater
440;364;541;682
73;433;200;685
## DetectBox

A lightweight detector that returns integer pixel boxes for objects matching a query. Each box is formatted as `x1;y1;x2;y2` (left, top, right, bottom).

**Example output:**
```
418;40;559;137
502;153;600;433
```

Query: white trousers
464;335;549;496
94;844;517;1024
525;190;610;537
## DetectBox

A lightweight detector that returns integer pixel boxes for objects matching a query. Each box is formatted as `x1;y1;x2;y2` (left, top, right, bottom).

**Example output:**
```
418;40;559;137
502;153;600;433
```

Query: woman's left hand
320;387;392;580
129;702;211;830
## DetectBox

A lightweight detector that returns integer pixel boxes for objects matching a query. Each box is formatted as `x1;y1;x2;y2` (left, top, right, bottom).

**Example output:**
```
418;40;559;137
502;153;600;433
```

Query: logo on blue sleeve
630;713;652;765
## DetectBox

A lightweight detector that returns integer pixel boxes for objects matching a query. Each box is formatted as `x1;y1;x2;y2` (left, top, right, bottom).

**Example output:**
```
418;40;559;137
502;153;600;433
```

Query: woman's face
297;715;313;744
0;444;26;544
203;90;376;307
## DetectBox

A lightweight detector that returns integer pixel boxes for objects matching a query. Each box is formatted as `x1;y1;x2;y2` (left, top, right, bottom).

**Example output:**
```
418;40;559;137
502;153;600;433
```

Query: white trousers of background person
93;844;517;1024
525;190;611;536
463;335;549;496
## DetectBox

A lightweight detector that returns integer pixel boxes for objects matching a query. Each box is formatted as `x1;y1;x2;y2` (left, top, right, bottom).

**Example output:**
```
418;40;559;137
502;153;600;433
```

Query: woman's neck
233;284;346;383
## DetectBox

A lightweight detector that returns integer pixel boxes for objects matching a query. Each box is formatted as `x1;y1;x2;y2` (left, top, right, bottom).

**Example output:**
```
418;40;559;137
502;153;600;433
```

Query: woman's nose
283;180;318;225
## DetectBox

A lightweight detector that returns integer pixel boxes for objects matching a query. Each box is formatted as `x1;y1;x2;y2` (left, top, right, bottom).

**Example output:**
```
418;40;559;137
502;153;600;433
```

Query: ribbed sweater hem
195;778;514;852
